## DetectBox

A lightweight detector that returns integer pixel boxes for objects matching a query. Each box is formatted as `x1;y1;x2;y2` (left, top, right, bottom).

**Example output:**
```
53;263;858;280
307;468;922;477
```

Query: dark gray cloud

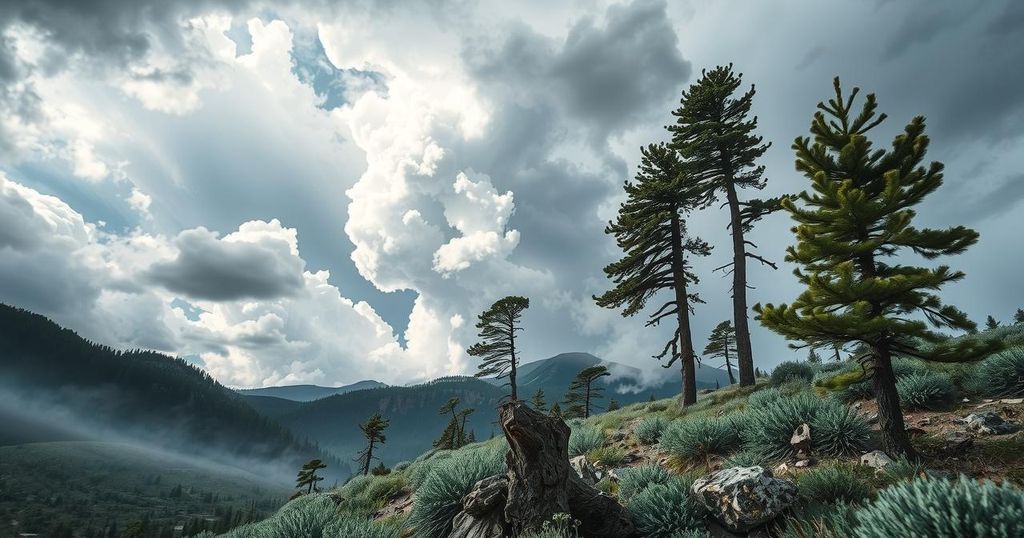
146;227;305;301
465;0;689;143
949;174;1024;224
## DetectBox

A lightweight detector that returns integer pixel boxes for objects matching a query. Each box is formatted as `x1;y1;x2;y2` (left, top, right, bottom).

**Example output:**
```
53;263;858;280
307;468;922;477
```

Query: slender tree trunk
362;439;375;476
725;348;736;385
669;211;697;406
872;344;916;458
725;183;755;386
584;383;591;419
509;327;518;400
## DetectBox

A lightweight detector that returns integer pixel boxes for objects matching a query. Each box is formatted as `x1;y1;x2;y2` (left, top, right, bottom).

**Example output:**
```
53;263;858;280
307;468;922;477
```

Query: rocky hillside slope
198;326;1024;537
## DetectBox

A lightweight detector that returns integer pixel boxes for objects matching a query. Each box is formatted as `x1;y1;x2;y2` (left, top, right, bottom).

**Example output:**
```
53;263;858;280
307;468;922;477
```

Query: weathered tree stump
499;401;635;537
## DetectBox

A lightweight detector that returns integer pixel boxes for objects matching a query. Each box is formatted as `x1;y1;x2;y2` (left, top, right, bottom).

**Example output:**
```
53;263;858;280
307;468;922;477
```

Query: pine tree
607;399;621;412
807;349;821;364
703;320;738;385
595;143;711;406
371;462;390;476
468;296;530;400
295;459;326;494
670;64;779;387
564;365;611;418
986;315;1000;330
355;413;389;475
755;78;1000;458
549;402;562;418
434;398;462;450
1014;309;1024;325
530;388;547;412
457;407;475;447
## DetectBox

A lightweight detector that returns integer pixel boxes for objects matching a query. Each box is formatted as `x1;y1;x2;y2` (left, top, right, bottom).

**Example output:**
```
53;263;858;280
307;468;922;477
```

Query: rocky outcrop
569;455;600;485
691;466;797;533
960;412;1015;435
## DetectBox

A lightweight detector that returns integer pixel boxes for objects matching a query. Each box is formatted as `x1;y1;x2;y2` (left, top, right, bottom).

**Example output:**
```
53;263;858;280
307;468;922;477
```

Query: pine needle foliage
564;365;611;418
594;143;711;406
754;78;1000;457
852;476;1024;537
468;296;530;400
896;371;957;410
633;416;670;445
627;477;706;538
968;347;1024;398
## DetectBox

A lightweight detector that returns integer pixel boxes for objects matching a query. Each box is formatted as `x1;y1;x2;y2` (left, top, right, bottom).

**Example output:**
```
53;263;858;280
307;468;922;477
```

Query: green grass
586;446;626;466
568;425;605;457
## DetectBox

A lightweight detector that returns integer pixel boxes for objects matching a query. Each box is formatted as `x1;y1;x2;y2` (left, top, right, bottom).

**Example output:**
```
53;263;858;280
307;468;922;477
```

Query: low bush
660;417;743;462
324;515;402;538
796;463;872;505
586;446;626;466
743;394;868;461
221;494;337;538
568;425;605;457
770;361;816;386
617;464;672;502
968;347;1024;398
747;387;783;408
877;457;928;486
723;448;769;468
811;404;871;457
853;475;1024;537
406;444;507;538
634;416;670;445
627;478;705;538
896;371;958;410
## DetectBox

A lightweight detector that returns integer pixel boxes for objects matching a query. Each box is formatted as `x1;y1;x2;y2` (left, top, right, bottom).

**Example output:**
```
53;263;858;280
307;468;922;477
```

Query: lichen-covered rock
962;412;1015;435
690;466;797;533
569;455;599;485
860;450;894;470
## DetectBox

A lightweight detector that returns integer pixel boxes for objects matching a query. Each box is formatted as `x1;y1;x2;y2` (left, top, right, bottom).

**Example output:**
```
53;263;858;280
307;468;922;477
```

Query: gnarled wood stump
499;401;635;537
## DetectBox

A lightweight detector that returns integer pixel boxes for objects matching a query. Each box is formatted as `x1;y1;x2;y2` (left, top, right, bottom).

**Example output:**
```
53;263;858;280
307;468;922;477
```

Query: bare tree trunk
670;212;697;406
725;348;736;385
500;402;635;537
726;184;755;387
509;326;518;401
872;344;916;458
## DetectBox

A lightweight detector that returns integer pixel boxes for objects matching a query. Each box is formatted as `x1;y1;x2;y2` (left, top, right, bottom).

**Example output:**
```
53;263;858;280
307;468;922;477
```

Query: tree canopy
468;296;530;400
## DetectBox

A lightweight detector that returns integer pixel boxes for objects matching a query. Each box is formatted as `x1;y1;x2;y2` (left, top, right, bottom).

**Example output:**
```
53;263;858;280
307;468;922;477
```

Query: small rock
962;397;971;403
964;412;1016;435
569;455;599;485
860;450;894;470
772;462;792;477
790;423;812;460
691;466;797;533
794;459;814;468
1002;398;1024;405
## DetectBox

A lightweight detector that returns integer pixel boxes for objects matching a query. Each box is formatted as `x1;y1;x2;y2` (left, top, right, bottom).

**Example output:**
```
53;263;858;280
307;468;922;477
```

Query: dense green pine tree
468;296;530;400
606;399;621;412
755;78;1000;457
1015;309;1024;325
355;413;389;475
530;388;547;412
806;349;821;364
564;365;611;419
433;397;463;449
549;402;562;418
986;315;1000;330
669;64;779;387
595;143;711;406
703;320;738;385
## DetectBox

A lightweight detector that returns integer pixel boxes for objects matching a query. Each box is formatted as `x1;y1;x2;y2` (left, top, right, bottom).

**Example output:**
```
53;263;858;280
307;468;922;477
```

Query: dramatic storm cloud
0;0;1021;387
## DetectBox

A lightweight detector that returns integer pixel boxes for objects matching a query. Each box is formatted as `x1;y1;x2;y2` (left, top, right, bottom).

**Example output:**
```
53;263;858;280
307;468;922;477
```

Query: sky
0;0;1021;389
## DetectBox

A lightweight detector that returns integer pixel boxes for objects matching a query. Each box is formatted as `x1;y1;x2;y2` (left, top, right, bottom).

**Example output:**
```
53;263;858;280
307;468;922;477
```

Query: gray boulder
962;412;1015;435
569;455;600;485
860;450;894;471
691;466;797;533
448;475;509;538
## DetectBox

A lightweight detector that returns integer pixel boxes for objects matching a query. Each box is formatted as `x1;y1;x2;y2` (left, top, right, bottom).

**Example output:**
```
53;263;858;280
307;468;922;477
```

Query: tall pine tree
670;65;778;387
703;320;738;385
755;78;1000;457
468;296;530;400
530;388;547;412
595;143;711;406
